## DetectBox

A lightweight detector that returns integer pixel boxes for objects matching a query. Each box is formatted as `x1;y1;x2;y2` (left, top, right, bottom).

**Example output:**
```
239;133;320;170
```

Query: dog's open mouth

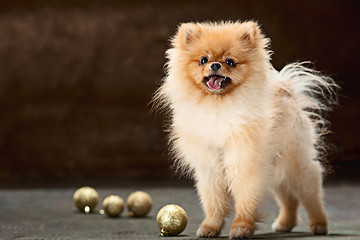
204;75;231;91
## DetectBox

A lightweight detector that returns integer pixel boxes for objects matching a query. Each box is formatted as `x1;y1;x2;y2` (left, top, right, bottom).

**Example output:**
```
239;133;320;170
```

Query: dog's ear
237;21;264;45
172;23;202;49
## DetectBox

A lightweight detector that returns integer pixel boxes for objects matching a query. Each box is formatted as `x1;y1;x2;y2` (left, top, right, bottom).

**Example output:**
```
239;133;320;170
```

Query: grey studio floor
0;180;360;240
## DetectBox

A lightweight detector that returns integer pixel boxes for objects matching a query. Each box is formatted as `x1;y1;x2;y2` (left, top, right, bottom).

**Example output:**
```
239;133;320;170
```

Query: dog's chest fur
173;99;250;150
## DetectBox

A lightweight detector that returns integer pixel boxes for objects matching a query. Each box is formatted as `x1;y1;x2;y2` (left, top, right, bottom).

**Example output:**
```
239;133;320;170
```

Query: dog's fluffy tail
278;62;340;166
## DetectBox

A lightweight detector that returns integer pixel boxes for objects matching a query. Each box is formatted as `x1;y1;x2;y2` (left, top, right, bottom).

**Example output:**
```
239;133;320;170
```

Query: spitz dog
153;21;338;238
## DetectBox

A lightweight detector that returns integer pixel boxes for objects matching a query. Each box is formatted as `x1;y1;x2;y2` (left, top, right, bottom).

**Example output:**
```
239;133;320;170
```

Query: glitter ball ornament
127;191;152;217
73;186;99;213
156;204;188;236
102;195;124;217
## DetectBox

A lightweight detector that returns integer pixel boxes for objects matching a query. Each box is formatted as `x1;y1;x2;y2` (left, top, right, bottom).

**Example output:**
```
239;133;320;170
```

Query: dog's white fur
153;21;338;238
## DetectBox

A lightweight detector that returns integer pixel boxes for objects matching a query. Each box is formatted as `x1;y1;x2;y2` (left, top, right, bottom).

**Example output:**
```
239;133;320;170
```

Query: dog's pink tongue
206;76;223;90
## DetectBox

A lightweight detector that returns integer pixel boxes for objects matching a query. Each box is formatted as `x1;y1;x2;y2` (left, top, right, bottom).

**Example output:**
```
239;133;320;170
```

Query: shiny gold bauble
127;191;152;217
73;186;99;213
156;204;188;236
102;195;124;217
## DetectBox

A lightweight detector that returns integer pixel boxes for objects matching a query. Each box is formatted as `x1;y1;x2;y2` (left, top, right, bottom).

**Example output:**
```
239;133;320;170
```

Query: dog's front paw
272;220;296;232
310;223;328;235
197;224;221;238
229;221;255;239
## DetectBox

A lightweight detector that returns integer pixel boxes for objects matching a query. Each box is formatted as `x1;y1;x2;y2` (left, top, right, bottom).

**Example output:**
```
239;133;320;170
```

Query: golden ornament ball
102;195;124;217
127;191;152;217
73;186;99;213
156;204;188;236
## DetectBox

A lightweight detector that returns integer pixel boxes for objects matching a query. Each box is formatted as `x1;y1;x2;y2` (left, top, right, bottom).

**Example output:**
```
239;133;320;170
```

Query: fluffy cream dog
153;21;338;239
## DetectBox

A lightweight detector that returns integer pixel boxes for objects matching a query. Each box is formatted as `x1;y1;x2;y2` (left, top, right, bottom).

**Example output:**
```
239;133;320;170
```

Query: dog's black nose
210;62;221;71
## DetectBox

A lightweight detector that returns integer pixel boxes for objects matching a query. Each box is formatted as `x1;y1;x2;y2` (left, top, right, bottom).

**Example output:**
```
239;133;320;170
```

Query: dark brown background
0;0;359;185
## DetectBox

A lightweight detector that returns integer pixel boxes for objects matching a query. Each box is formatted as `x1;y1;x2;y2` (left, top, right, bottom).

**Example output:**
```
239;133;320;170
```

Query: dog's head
170;21;270;96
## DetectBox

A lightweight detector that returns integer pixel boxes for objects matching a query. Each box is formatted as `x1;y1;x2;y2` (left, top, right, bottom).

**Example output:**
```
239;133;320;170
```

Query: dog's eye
226;58;236;68
200;57;209;66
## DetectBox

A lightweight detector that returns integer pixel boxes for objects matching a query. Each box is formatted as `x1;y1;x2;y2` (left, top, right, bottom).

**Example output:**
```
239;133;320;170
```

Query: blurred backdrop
0;0;359;186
